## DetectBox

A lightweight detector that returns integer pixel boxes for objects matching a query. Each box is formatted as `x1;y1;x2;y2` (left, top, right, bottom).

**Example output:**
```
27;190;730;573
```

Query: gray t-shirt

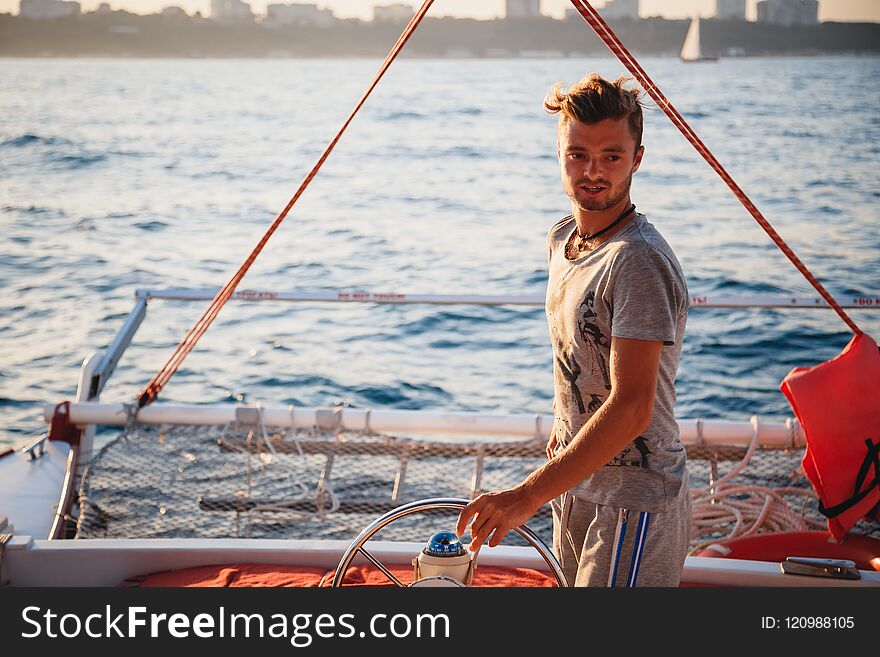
545;212;689;512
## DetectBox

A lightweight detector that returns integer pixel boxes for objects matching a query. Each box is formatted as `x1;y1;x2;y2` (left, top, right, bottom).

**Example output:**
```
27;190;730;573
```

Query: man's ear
556;138;561;160
631;145;645;173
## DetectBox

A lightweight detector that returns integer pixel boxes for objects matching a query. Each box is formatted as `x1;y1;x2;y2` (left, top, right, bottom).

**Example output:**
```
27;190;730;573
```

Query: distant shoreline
2;14;878;59
2;52;878;60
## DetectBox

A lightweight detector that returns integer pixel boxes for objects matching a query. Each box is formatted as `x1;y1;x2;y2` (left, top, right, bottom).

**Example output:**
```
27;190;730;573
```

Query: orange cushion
322;564;558;587
134;563;327;588
692;531;880;571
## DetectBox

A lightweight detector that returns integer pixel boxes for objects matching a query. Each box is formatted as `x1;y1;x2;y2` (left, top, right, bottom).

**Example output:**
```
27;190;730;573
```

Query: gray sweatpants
551;491;692;587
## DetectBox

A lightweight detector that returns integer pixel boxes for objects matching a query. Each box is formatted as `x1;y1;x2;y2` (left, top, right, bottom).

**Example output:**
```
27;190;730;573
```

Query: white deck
0;441;70;540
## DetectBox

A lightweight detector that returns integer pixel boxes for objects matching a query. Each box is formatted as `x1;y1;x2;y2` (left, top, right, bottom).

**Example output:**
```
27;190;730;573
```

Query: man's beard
573;173;633;212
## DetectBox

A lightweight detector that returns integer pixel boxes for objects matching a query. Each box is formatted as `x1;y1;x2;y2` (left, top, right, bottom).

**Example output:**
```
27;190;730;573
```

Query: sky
2;0;878;22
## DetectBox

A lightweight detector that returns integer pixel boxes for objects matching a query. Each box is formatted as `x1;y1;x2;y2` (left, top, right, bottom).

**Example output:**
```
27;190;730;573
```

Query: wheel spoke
356;546;407;587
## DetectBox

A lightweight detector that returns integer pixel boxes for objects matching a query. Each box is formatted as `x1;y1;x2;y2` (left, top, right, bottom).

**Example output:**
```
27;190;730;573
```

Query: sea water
1;56;879;448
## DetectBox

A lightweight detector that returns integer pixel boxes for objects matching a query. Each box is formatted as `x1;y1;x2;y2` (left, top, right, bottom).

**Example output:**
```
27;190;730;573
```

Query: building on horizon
506;0;541;20
715;0;746;20
19;0;80;19
600;0;639;21
373;3;414;23
265;3;335;27
210;0;254;23
756;0;818;26
161;6;188;18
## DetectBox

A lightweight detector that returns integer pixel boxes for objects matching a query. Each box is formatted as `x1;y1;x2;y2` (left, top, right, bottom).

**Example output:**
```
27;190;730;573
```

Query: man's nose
582;157;601;177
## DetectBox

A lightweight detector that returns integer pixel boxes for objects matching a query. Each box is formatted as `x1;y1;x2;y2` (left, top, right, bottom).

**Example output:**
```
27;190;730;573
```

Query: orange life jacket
780;333;880;542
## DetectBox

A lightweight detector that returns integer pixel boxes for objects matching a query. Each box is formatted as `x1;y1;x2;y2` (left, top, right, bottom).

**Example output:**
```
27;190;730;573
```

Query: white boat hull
2;536;877;587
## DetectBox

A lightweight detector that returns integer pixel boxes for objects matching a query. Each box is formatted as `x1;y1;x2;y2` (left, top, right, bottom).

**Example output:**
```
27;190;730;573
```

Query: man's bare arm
456;336;664;550
519;335;662;500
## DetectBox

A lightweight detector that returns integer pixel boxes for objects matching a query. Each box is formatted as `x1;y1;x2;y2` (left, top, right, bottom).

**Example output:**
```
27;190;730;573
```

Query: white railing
137;287;880;310
44;402;803;450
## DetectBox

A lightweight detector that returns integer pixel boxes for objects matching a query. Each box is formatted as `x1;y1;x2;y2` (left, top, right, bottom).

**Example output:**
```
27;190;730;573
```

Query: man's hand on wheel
455;488;541;551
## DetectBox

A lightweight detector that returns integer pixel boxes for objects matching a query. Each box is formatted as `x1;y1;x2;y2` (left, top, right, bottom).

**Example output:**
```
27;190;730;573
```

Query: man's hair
544;73;644;151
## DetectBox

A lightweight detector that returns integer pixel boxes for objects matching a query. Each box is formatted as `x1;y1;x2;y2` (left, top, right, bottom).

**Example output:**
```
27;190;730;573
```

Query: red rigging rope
137;0;859;409
567;0;861;336
135;0;436;408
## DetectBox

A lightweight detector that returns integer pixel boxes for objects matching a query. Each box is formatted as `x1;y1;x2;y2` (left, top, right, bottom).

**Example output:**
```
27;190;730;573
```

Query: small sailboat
680;15;719;62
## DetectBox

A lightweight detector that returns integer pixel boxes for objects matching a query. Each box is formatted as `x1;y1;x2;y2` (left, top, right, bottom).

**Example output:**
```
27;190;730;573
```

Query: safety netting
74;419;879;548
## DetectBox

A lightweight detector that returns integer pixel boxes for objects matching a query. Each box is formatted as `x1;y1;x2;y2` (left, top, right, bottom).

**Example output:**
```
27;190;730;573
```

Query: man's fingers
469;510;503;552
456;497;483;537
488;524;511;548
467;503;498;542
455;508;474;538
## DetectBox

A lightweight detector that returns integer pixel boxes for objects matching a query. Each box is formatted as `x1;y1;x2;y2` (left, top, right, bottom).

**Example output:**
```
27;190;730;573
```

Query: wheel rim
331;497;568;587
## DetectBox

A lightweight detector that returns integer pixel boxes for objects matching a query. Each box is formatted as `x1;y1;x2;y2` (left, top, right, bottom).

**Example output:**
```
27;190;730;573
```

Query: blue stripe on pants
626;512;652;588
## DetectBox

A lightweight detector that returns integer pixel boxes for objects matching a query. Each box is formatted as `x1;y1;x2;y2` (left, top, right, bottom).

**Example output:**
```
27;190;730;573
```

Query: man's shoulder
615;217;683;269
547;215;574;241
606;217;688;291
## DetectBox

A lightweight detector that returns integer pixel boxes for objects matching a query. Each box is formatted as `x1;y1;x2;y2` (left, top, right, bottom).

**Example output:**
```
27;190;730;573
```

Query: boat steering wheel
330;497;568;587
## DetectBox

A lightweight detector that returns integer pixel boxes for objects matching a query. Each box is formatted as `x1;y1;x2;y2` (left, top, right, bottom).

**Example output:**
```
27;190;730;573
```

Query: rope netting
74;418;879;547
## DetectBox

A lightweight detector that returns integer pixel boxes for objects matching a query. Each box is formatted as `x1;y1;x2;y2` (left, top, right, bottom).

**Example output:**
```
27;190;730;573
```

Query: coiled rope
689;416;825;552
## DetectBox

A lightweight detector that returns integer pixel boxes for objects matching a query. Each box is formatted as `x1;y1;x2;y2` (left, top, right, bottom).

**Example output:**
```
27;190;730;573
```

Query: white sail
680;16;702;61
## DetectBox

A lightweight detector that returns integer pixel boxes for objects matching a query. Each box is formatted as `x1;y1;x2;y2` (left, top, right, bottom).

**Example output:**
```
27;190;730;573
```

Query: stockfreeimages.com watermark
21;606;451;646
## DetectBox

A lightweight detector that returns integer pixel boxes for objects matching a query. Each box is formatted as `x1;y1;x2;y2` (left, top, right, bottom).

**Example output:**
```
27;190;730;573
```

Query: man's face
558;117;644;213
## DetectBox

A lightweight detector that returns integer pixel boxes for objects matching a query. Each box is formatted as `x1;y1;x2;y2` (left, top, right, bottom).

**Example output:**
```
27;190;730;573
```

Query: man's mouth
580;185;607;193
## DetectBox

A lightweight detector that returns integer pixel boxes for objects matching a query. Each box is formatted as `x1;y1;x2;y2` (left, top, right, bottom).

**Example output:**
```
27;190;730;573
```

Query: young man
456;74;691;587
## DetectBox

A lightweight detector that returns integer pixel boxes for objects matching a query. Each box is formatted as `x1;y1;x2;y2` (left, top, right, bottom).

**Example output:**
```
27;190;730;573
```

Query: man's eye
569;153;583;159
607;156;620;161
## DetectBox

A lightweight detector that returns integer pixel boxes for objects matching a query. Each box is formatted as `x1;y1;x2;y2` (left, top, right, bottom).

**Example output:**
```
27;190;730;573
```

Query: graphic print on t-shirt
577;290;612;393
607;436;653;468
555;344;586;414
